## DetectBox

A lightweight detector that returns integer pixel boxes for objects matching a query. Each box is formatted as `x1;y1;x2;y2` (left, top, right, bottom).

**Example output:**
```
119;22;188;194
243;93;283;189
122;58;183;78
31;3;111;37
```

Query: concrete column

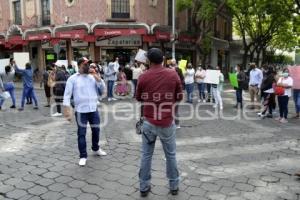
66;40;72;64
89;42;95;61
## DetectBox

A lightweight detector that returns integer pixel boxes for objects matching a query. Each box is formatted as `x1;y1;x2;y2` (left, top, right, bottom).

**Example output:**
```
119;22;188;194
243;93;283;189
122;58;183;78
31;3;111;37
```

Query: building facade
0;0;232;75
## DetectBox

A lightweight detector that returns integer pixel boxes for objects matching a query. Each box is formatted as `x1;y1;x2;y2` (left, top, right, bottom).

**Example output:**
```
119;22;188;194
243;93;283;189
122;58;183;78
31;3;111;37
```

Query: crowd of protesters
0;48;300;197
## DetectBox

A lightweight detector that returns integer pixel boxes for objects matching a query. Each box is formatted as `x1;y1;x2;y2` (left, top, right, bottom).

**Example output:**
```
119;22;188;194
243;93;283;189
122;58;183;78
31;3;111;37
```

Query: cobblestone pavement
0;87;300;200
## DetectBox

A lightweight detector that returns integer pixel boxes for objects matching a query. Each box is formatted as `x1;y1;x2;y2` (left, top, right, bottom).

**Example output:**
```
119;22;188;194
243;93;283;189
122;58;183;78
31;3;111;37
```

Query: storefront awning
143;35;156;43
27;33;51;41
55;29;86;39
94;28;147;37
155;31;170;41
7;36;28;45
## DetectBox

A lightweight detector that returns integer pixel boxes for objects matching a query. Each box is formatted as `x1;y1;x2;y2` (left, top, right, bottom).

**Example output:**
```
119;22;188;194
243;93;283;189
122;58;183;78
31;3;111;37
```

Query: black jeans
278;95;289;119
55;98;63;113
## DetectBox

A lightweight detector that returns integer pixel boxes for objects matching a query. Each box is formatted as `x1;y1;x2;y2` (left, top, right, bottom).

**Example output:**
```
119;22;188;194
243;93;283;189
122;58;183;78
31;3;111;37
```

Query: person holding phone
63;57;107;166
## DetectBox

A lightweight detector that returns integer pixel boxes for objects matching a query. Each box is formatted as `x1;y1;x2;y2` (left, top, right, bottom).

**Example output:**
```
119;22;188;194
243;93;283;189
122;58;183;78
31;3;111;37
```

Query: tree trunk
242;46;250;69
256;48;261;67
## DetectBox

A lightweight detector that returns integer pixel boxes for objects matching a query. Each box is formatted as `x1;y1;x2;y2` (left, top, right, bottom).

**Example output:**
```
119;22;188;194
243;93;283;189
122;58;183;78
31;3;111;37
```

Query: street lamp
172;0;176;59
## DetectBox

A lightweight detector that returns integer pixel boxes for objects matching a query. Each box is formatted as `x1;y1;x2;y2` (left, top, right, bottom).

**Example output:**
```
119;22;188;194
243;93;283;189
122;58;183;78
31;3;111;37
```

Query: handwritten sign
179;60;187;74
203;70;221;84
229;73;239;88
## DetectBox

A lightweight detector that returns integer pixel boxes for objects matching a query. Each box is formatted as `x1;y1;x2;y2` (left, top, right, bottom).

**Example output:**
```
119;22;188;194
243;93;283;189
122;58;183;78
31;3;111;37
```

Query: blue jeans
132;79;138;96
278;96;289;119
4;82;16;106
139;120;179;192
185;83;194;103
75;111;100;158
197;83;206;100
293;89;300;113
107;80;115;98
21;86;38;108
236;89;243;105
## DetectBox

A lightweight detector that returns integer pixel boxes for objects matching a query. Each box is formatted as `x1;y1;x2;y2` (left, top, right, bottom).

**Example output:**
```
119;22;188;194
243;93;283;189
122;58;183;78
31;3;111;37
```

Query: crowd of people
0;48;300;197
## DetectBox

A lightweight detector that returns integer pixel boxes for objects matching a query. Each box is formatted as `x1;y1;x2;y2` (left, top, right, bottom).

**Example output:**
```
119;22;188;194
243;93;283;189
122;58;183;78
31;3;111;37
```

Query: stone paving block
35;178;54;187
185;186;207;196
61;188;82;198
28;185;48;196
6;189;27;199
201;183;221;192
260;175;280;183
54;176;74;184
76;193;99;200
248;179;267;187
49;183;69;192
81;184;102;193
14;181;35;190
40;191;63;200
234;183;255;192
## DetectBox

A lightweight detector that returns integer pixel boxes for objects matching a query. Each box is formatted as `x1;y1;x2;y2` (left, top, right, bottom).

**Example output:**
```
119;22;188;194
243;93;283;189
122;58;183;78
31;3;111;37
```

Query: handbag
0;91;11;99
136;117;144;135
275;78;285;96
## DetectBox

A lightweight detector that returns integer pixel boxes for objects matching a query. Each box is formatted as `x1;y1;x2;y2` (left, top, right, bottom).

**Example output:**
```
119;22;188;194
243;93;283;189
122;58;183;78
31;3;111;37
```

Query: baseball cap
78;57;89;66
146;48;163;64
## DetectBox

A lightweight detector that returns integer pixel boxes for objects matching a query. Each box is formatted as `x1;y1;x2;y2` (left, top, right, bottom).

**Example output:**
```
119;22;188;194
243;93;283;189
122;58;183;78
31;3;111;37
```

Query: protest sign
55;60;68;67
13;52;30;69
288;66;300;89
135;49;147;64
229;73;239;88
179;60;187;74
0;59;10;74
203;70;221;84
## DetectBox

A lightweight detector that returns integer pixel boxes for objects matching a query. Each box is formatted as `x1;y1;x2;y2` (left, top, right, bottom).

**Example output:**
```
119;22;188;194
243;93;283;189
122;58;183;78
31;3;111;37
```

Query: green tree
177;0;226;66
227;0;296;67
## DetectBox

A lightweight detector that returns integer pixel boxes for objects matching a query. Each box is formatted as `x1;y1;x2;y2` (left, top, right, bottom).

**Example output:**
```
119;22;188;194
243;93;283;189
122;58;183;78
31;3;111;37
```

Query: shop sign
71;40;88;47
42;40;66;49
96;36;142;47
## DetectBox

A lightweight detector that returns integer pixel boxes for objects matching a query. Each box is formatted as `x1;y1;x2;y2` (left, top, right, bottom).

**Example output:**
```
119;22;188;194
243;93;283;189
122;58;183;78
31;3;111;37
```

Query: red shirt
136;64;183;127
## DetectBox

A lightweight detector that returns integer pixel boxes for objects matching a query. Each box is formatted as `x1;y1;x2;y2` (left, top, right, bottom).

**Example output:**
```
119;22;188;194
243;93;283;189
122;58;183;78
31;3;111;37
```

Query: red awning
84;35;96;42
94;28;147;37
27;33;51;41
178;35;196;43
55;29;86;39
143;35;156;43
155;31;170;41
7;36;27;45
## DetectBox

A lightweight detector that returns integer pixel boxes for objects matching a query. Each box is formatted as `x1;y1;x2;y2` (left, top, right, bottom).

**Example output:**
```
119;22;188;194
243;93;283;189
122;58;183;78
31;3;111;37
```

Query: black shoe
266;114;273;118
140;187;151;197
33;106;39;110
234;105;238;109
170;188;179;196
44;105;50;107
10;105;16;109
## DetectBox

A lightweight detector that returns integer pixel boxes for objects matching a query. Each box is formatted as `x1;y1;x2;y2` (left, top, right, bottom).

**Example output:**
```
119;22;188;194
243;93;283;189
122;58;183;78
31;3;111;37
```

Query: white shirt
132;67;143;80
249;68;263;88
63;73;105;113
184;68;195;84
195;69;206;83
277;77;293;97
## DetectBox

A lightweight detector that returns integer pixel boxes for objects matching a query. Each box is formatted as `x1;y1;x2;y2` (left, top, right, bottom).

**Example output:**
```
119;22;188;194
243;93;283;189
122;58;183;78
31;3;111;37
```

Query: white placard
13;52;30;69
71;61;78;72
55;60;68;67
135;49;147;64
203;70;221;84
0;59;10;74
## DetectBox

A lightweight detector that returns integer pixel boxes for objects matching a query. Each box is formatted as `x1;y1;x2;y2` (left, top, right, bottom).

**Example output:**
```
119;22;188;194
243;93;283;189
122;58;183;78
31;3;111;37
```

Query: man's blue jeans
139;120;179;192
107;80;115;98
236;89;243;105
21;86;38;108
293;89;300;113
75;111;100;158
185;83;194;103
4;82;16;106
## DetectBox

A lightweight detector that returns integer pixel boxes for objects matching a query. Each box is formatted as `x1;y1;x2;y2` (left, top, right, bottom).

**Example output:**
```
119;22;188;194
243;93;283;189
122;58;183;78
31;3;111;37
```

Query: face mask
82;64;90;74
282;72;289;78
234;67;238;71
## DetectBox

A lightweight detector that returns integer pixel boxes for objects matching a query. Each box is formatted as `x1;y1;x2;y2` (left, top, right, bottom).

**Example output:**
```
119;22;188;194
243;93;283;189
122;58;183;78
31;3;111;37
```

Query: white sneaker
176;125;181;129
78;158;87;166
112;98;117;101
52;112;63;117
203;100;206;103
198;99;202;103
93;149;107;156
97;101;101;106
220;106;223;110
213;104;217;108
108;98;112;102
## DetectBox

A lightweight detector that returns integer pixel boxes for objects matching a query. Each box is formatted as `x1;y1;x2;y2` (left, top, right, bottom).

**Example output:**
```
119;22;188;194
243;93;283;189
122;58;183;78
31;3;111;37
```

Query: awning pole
172;0;176;59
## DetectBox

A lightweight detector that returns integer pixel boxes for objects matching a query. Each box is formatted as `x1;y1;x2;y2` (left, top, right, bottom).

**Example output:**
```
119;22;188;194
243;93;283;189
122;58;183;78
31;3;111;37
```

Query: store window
111;0;130;18
73;47;89;62
41;0;51;26
13;0;22;25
